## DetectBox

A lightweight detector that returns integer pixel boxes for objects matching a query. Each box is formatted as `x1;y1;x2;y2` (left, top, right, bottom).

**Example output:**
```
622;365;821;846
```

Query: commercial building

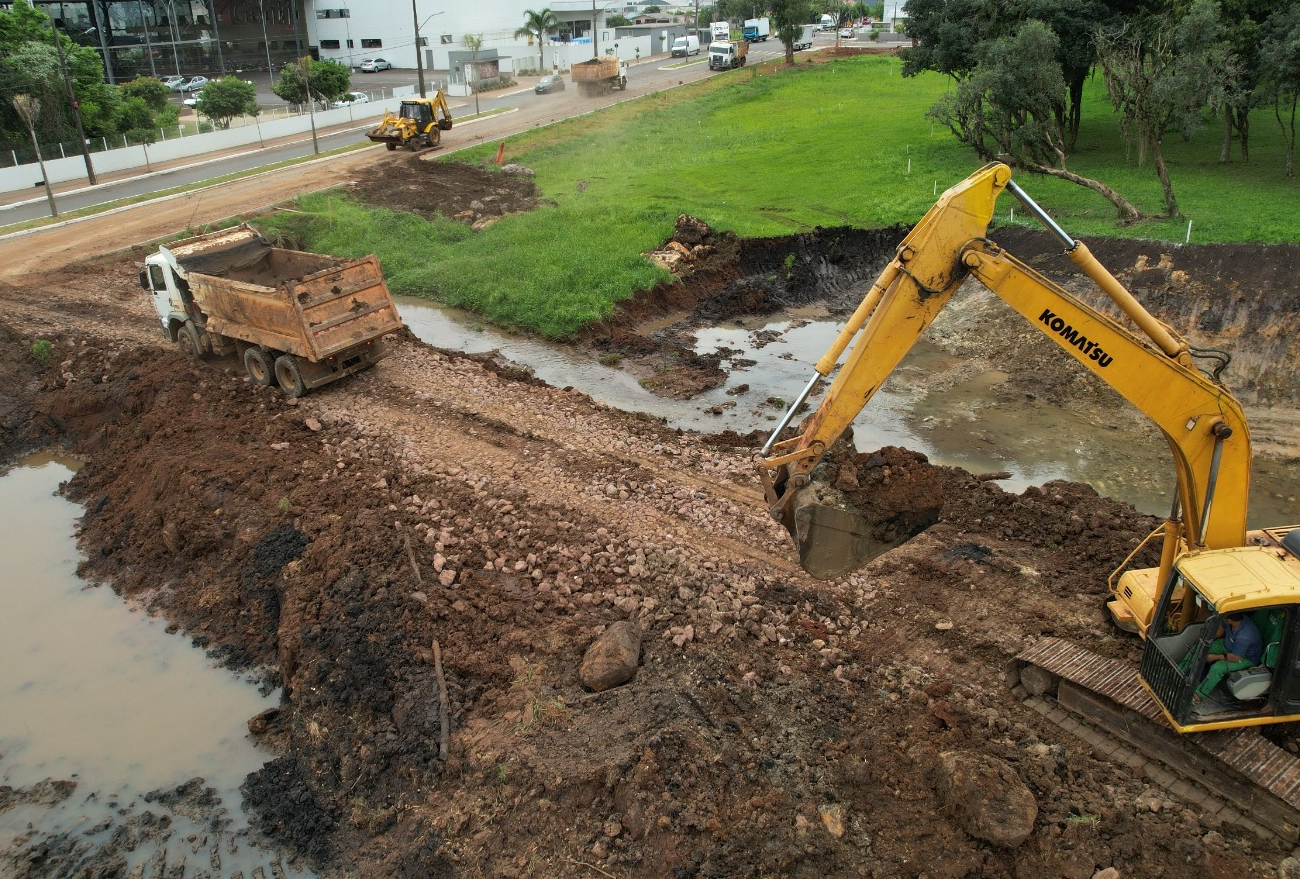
0;1;709;84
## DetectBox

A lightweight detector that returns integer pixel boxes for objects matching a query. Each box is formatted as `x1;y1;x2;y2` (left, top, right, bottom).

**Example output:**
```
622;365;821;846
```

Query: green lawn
256;53;1298;339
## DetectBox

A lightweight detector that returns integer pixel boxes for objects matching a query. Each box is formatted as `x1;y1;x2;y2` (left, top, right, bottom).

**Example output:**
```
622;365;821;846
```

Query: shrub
31;339;52;365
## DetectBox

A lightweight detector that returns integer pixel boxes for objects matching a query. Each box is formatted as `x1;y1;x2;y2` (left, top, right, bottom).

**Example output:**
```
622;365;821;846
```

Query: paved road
0;39;804;227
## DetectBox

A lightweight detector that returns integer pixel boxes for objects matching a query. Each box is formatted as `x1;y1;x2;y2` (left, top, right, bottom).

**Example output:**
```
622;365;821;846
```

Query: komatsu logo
1039;309;1113;368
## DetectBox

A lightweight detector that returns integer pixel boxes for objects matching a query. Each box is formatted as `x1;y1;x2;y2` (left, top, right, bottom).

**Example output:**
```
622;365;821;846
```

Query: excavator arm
758;163;1250;595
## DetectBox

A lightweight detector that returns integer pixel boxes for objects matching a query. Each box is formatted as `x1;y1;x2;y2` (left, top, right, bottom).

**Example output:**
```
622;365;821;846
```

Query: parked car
182;96;199;108
161;74;186;90
179;75;208;92
534;74;565;94
838;27;856;39
331;92;370;107
359;58;390;72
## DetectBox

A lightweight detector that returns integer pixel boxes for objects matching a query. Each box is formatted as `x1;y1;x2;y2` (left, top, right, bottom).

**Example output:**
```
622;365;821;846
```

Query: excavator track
1014;638;1300;841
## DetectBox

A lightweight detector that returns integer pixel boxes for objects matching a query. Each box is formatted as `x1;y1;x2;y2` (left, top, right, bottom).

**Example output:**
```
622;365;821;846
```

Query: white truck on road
711;21;730;42
708;39;748;70
793;24;816;50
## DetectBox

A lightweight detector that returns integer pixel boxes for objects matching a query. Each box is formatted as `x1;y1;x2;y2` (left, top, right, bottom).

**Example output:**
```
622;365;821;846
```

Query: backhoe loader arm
758;162;1250;579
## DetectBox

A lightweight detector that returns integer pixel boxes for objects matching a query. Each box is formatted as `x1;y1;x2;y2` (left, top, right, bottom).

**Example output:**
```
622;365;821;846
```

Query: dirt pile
346;154;545;231
785;441;946;580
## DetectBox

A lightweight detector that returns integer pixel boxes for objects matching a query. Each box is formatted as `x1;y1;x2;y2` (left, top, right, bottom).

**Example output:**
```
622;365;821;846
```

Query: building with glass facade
1;1;311;83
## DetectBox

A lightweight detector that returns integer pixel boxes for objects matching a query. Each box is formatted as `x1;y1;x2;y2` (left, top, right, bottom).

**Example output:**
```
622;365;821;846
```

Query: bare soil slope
2;154;1299;879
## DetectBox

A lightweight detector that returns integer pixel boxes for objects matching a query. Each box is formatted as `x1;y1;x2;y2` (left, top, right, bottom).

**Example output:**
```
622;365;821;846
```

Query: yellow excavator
757;163;1300;835
366;93;453;151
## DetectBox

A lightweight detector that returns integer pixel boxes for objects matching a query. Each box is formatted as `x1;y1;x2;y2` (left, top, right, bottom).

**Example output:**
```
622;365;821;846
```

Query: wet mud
3;156;1300;877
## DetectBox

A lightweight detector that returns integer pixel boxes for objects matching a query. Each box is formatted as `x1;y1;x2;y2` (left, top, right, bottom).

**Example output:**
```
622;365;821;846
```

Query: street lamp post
412;8;445;99
259;0;274;78
47;13;97;185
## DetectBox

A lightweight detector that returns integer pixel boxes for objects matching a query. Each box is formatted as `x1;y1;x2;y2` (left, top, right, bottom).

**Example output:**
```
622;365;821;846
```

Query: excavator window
401;101;432;127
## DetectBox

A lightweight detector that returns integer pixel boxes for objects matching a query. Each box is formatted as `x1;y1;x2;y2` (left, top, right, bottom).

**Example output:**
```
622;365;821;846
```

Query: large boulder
579;621;642;691
935;751;1038;848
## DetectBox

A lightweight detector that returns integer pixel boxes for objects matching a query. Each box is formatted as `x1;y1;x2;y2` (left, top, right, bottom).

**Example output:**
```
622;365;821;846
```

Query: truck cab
708;40;747;70
140;253;197;345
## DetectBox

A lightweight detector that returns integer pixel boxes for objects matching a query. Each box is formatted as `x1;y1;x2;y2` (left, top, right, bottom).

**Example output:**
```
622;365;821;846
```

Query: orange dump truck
571;56;629;96
140;224;403;396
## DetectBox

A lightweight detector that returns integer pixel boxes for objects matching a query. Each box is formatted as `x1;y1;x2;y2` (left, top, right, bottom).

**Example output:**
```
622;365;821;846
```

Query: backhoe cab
757;162;1300;733
366;93;453;152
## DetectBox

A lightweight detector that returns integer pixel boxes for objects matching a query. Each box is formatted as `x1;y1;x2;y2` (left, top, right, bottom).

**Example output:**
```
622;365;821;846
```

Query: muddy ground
2;156;1300;879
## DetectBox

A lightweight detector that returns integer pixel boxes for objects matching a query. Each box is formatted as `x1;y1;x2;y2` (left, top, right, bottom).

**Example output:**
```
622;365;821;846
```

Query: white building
304;1;673;80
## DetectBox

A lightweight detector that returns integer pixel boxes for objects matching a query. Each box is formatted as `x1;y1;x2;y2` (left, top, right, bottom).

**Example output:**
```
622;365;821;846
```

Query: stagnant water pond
0;455;310;878
394;298;1297;529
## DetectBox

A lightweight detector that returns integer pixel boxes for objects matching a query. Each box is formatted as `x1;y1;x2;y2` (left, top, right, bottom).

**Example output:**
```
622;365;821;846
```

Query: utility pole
412;0;426;98
47;13;97;185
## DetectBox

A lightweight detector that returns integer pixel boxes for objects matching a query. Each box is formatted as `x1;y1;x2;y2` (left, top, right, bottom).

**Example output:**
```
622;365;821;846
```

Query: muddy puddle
0;454;310;878
395;299;1297;528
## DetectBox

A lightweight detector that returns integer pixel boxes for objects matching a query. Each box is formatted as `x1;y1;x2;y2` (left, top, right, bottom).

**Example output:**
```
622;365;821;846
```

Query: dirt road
2;152;1299;879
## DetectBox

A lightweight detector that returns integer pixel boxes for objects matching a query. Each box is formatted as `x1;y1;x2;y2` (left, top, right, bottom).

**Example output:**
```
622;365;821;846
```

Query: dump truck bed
571;57;619;81
161;226;402;363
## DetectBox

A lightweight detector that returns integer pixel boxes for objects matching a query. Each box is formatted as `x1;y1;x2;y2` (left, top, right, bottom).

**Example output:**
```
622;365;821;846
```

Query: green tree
608;14;631;27
0;0;121;149
515;8;561;74
273;59;351;108
902;0;1112;150
772;0;814;64
929;20;1143;220
1097;0;1236;216
120;77;171;113
463;33;484;114
1259;5;1300;176
195;77;258;129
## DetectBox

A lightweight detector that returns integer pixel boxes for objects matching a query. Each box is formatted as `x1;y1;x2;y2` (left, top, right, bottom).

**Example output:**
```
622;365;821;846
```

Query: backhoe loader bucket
776;444;945;580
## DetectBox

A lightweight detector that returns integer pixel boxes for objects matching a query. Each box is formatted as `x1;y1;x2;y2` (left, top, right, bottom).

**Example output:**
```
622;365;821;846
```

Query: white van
671;34;701;57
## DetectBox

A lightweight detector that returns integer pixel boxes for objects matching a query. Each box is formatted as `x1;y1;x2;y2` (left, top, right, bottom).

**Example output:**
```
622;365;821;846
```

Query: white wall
0;90;416;197
306;1;625;74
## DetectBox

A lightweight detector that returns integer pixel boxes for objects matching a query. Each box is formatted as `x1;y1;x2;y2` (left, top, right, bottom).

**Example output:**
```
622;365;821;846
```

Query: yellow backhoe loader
756;163;1300;836
366;93;453;152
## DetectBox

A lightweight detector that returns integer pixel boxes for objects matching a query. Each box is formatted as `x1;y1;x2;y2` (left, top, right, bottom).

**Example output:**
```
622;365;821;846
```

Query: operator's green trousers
1183;638;1253;698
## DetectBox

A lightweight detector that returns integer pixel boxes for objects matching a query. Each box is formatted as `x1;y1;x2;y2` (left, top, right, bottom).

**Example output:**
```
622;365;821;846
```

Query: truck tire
244;347;275;386
274;354;307;398
177;322;206;360
386;142;397;151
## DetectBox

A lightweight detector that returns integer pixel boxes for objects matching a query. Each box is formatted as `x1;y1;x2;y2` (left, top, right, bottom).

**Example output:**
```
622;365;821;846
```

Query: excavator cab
1139;537;1300;731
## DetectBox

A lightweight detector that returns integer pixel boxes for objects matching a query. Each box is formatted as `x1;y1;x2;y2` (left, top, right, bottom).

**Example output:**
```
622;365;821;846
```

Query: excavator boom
758;162;1249;588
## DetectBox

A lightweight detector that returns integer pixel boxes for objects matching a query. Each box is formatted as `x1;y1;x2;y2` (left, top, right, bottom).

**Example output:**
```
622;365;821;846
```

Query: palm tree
515;8;561;74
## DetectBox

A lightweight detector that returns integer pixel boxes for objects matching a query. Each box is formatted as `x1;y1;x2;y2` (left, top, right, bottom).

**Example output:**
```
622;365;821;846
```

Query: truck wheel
177;322;206;360
274;355;307;398
244;347;275;386
386;142;397;151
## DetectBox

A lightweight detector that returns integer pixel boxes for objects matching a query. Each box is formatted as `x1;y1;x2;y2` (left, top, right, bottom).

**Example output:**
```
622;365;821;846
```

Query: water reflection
394;298;1296;528
0;454;308;877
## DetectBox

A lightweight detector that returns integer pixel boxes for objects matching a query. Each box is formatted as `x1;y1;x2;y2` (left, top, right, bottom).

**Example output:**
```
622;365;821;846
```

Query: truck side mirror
139;268;151;291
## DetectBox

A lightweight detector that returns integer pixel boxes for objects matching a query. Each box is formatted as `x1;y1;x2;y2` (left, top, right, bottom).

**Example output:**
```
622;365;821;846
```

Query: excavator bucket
778;444;945;580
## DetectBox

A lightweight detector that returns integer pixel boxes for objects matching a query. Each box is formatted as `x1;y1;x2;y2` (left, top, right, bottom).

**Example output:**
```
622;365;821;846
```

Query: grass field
258;52;1299;338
